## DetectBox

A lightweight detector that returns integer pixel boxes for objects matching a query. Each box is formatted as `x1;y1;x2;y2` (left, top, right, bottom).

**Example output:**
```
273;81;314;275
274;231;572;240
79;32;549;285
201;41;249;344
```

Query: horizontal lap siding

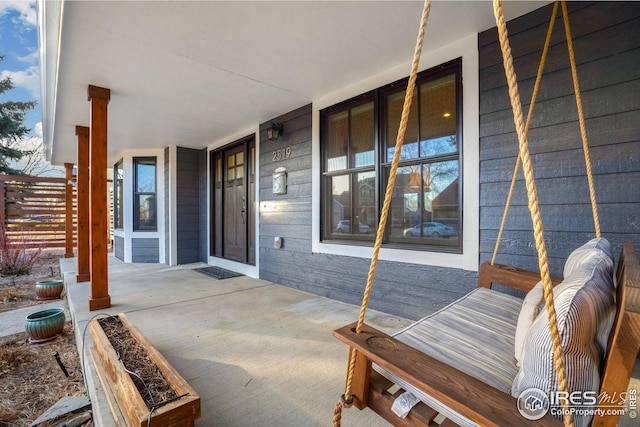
164;147;170;264
114;236;124;261
479;1;640;274
176;147;205;264
199;146;207;262
257;2;640;319
259;105;314;255
258;105;475;320
132;238;159;263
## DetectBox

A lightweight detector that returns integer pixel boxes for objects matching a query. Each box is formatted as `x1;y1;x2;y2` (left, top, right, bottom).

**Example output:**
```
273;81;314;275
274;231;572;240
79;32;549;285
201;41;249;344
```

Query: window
322;97;377;242
113;159;123;229
321;59;461;252
133;157;157;231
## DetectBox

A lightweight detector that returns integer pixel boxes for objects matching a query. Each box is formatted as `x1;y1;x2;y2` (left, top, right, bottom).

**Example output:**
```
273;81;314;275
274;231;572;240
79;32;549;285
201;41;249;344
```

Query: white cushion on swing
374;287;523;426
512;238;616;427
514;279;543;365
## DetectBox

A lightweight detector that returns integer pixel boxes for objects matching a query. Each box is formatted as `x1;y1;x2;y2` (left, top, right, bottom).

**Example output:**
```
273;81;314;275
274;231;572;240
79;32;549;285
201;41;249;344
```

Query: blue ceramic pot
25;307;65;343
35;279;64;300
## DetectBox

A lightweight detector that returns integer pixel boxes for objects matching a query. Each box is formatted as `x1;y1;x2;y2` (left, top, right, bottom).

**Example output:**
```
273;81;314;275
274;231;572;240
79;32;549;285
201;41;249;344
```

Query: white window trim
112;148;166;264
311;34;479;272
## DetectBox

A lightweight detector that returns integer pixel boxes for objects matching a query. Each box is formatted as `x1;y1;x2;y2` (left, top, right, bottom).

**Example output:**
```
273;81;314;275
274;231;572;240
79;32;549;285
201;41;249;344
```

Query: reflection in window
386;74;457;161
331;175;350;233
134;157;157;231
321;59;461;251
329;172;377;237
323;96;376;240
325;101;374;172
386;89;419;161
388;160;459;248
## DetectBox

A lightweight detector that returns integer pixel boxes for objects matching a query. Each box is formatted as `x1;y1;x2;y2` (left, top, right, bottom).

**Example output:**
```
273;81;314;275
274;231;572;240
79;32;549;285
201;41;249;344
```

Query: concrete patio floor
61;255;409;426
61;255;639;427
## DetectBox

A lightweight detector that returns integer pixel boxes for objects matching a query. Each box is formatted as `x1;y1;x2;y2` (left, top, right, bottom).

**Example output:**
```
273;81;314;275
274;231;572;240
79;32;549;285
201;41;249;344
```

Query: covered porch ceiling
41;1;549;166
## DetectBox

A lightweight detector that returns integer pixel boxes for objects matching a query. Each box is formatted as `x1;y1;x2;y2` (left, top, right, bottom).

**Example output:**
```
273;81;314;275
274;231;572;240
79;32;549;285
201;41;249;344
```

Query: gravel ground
0;250;91;426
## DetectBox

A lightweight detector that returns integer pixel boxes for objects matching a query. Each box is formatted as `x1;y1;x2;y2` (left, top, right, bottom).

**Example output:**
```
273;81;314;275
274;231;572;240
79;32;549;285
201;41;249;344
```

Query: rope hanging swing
491;0;600;266
332;1;587;426
332;0;433;424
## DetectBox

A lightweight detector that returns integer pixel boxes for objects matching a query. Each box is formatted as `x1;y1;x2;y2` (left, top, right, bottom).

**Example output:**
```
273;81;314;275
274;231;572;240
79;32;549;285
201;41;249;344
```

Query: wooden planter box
89;313;201;427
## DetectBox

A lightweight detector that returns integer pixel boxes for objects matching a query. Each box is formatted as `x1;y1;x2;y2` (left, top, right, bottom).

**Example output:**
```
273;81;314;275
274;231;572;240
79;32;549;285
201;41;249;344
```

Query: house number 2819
272;147;292;162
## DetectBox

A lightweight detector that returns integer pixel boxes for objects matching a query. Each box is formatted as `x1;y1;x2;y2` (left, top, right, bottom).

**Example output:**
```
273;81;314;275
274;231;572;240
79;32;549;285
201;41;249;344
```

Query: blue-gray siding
176;147;206;264
199;146;208;262
114;235;124;261
132;238;159;263
164;146;170;264
258;2;640;320
478;1;640;275
258;105;476;320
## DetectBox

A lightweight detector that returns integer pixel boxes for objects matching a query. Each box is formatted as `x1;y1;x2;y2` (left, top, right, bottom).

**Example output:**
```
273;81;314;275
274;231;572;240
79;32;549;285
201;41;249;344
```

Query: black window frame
133;156;157;232
320;58;462;253
113;159;124;230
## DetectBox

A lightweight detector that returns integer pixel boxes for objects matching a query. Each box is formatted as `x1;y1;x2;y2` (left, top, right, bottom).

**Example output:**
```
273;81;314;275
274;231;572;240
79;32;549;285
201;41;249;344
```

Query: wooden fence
0;174;76;249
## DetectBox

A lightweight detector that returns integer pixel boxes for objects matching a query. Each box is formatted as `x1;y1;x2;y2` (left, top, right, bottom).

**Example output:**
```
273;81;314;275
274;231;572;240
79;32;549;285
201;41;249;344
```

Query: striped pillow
514;280;543;366
511;238;616;426
564;237;614;278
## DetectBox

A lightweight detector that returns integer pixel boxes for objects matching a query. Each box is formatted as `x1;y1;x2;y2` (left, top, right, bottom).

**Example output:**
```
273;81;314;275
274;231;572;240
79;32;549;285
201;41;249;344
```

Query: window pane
427;160;459;235
326;111;348;171
419;74;457;157
355;171;376;234
133;157;157;231
388;165;421;240
136;161;156;193
330;175;350;234
227;155;235;181
386;160;460;248
351;102;375;168
386;88;419;161
137;194;157;230
114;161;123;229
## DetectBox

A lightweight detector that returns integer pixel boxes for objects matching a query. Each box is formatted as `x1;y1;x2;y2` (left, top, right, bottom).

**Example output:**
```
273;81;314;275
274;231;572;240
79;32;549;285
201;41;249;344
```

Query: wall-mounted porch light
267;122;283;141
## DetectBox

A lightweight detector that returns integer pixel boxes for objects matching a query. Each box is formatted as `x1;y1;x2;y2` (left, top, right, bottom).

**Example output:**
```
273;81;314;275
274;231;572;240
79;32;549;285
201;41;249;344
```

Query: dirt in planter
97;316;178;410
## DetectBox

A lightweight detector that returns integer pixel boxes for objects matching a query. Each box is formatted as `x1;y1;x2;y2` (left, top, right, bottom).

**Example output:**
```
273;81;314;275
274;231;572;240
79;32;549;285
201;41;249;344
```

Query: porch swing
333;1;640;427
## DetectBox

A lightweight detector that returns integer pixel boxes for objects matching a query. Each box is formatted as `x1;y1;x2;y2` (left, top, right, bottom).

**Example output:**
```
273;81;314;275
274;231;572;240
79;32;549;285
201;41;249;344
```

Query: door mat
193;266;244;280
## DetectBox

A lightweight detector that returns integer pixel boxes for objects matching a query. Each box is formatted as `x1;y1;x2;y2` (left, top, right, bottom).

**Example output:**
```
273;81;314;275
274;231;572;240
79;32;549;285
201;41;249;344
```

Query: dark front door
210;137;255;264
224;145;246;262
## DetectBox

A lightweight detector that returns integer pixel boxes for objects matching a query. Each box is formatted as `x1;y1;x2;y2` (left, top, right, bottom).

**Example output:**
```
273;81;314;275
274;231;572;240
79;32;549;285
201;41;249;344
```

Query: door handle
241;197;246;224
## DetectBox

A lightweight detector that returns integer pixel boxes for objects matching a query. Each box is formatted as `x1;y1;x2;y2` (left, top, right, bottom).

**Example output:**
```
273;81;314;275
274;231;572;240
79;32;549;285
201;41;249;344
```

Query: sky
0;0;51;173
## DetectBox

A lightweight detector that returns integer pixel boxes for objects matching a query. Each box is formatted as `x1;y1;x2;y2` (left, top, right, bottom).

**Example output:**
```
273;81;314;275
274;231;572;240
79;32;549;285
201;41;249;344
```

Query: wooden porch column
88;85;111;311
75;126;90;282
64;162;75;258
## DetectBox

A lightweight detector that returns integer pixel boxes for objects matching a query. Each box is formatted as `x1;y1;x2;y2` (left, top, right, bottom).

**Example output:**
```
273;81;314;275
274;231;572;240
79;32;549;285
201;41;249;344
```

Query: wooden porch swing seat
333;1;640;426
334;241;640;426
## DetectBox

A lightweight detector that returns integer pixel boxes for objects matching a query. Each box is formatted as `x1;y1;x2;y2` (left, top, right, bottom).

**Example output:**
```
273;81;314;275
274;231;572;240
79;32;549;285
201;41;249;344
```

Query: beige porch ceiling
41;1;548;166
